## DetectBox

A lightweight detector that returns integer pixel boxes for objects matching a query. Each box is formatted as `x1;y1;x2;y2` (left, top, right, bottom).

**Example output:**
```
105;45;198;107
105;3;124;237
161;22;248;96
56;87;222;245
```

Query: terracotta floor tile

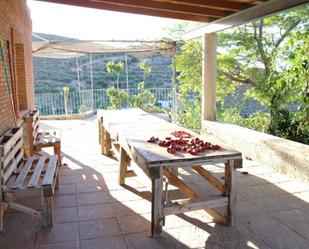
75;182;107;193
36;223;78;244
79;218;121;240
117;214;150;234
78;204;116;221
80;235;127;249
76;192;113;206
54;207;78;224
124;232;174;249
35;241;80;249
54;194;77;208
56;184;76;195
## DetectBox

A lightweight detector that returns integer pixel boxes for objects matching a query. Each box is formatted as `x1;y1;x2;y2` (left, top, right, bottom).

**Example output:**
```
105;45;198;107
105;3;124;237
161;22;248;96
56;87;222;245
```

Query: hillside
33;33;173;93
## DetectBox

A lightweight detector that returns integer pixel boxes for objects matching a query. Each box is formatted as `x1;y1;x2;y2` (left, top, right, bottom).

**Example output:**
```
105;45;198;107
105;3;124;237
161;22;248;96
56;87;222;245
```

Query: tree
173;5;309;143
218;6;308;131
106;61;124;90
139;60;151;86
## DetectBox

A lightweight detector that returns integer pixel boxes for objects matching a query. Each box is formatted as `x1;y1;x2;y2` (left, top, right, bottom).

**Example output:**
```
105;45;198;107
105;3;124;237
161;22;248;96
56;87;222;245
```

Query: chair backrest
0;126;24;188
23;109;39;155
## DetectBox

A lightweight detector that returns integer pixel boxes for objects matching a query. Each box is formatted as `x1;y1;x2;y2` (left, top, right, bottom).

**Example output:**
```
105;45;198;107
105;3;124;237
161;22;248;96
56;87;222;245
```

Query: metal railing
35;88;173;116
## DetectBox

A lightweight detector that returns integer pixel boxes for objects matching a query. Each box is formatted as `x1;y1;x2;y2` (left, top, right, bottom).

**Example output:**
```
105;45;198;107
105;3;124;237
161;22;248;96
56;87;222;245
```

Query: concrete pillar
202;33;217;121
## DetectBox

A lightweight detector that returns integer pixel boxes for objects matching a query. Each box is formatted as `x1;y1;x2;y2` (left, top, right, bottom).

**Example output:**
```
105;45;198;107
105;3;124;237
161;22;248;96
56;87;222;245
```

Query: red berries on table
147;130;221;155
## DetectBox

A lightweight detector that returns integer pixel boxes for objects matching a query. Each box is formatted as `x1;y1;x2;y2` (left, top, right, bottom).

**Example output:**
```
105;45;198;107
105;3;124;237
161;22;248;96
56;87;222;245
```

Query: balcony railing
35;88;173;116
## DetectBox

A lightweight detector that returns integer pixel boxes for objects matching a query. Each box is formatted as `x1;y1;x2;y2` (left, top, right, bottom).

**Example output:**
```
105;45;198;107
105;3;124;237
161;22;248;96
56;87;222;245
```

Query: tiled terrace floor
1;115;309;249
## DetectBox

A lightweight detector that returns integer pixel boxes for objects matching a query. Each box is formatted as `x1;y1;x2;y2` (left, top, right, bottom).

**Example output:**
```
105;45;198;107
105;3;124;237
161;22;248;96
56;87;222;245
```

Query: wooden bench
0;126;59;232
23;110;61;164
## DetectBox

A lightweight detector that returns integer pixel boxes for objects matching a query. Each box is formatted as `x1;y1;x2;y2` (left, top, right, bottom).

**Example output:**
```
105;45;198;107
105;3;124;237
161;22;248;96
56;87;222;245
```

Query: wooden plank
9;202;41;216
2;147;23;184
111;142;120;160
163;197;228;216
224;159;236;225
11;157;35;189
0;135;14;157
28;156;47;188
151;168;163;237
42;155;58;187
163;168;224;224
193;166;225;193
163;168;198;199
1;138;22;170
119;147;128;185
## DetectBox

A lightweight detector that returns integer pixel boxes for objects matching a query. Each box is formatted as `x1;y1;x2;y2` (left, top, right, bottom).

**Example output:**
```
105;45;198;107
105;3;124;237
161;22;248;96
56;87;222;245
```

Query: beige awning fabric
32;39;176;58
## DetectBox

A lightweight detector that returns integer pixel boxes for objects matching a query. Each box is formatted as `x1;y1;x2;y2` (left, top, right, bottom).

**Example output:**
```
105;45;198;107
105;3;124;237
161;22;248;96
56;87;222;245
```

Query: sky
27;0;193;40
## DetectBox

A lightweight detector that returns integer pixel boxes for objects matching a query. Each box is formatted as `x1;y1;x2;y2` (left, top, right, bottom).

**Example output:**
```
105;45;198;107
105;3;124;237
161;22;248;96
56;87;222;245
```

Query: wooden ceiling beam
38;0;218;22
90;0;231;18
152;0;255;12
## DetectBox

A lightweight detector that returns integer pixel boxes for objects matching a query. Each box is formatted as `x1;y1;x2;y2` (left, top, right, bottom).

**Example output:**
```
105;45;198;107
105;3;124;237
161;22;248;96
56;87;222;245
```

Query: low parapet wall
40;110;97;120
201;120;309;182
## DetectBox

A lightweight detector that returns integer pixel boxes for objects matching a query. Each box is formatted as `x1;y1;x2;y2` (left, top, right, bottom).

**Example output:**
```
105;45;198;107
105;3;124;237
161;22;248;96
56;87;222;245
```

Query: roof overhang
185;0;308;39
34;0;267;23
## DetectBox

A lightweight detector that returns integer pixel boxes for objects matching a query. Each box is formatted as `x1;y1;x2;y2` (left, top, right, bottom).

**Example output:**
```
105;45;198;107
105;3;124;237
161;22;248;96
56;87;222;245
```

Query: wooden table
98;109;242;237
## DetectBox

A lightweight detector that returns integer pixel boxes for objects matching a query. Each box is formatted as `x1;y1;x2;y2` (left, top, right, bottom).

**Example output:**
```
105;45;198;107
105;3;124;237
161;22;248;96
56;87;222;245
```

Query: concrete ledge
40;110;97;120
201;120;309;182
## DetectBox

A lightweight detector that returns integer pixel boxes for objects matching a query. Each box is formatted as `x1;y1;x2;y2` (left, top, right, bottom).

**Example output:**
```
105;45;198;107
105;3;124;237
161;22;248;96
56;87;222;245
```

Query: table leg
224;159;236;225
151;168;163;237
119;147;128;185
101;126;111;156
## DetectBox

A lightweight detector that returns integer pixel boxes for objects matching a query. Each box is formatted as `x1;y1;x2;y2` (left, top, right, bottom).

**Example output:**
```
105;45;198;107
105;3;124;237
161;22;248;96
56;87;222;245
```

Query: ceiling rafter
36;0;268;23
151;0;255;12
90;0;233;17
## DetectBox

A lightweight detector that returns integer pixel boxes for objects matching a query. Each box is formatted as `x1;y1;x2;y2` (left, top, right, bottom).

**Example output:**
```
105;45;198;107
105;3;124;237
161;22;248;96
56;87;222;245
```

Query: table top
98;109;242;168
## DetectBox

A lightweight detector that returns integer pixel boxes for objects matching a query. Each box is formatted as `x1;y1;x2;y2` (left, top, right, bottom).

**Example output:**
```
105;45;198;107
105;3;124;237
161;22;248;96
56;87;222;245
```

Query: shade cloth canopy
32;38;176;58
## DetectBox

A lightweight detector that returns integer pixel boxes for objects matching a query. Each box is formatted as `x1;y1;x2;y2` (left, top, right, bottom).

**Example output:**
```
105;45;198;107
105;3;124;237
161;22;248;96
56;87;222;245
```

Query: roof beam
152;0;255;12
185;0;309;39
37;0;218;22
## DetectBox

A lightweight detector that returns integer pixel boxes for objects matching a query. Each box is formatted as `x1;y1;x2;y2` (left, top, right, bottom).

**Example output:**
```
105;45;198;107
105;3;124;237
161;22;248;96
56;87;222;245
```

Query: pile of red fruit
147;130;221;155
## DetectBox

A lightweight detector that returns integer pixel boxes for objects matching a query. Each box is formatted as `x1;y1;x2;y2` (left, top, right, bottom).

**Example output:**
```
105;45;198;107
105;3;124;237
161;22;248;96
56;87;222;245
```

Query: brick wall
0;0;34;135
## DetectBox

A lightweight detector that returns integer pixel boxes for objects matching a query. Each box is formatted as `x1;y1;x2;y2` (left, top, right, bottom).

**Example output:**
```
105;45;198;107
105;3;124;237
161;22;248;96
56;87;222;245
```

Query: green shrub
106;87;129;109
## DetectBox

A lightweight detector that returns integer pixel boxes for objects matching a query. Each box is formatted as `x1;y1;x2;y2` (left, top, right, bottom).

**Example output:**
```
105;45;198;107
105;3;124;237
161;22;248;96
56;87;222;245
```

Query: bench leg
53;142;61;166
41;192;54;227
55;173;60;190
151;168;163;238
224;159;236;225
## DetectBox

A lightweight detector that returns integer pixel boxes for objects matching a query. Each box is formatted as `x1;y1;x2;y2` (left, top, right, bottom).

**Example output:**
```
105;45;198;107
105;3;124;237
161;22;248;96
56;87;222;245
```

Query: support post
171;46;177;123
76;55;81;105
89;53;94;109
202;33;217;121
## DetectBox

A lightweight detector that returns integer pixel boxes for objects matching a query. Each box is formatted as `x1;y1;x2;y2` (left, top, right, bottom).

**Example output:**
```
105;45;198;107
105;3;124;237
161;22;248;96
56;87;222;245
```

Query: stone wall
202;120;309;182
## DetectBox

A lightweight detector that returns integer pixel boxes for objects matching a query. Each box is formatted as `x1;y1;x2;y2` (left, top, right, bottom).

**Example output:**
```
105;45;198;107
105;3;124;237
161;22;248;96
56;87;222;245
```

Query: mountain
32;33;173;93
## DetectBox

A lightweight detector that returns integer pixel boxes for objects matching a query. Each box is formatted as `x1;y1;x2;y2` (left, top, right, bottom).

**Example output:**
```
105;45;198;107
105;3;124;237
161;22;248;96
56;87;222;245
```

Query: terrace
0;0;309;249
1;117;309;248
